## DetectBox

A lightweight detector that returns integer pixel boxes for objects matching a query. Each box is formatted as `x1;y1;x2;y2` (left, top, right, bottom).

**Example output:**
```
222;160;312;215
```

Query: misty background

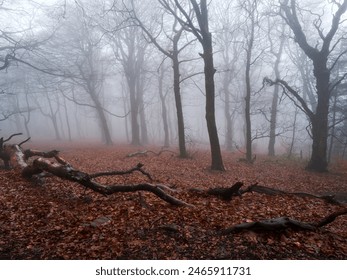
1;0;346;164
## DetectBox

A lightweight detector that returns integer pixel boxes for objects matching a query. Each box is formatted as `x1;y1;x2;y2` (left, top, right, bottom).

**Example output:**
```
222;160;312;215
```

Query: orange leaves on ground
0;142;347;259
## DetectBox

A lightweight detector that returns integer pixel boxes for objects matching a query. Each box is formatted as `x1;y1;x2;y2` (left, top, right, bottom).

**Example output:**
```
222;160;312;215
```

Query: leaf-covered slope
0;142;346;259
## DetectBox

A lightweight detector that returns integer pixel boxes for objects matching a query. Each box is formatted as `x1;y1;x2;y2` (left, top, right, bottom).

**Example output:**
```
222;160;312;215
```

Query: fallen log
221;217;316;234
221;208;347;234
244;183;343;205
189;182;244;200
0;133;24;169
126;149;177;158
14;145;192;207
207;182;244;200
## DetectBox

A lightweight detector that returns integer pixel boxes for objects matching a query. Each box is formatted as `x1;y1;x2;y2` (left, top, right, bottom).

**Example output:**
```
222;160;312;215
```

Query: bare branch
263;77;314;120
90;162;153;181
3;133;23;143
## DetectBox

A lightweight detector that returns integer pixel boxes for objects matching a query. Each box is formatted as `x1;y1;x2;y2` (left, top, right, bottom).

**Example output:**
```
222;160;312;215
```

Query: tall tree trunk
268;33;284;156
279;0;347;172
223;71;233;151
46;94;61;140
88;85;113;145
268;84;279;156
328;91;338;163
137;76;148;145
62;97;72;141
245;56;252;162
288;107;298;158
158;66;170;148
307;62;330;171
127;75;141;146
121;83;130;142
244;16;254;163
196;0;224;170
172;49;188;158
202;32;225;170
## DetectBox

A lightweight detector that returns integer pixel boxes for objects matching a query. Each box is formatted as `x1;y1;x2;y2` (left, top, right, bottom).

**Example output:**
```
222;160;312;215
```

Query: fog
1;0;347;168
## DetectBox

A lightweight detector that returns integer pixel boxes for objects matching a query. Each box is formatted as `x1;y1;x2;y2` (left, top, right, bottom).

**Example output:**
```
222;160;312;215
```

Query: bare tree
49;2;113;145
239;0;264;163
158;61;171;148
127;0;192;156
110;24;149;146
266;0;347;172
160;0;225;170
267;21;286;156
214;1;242;152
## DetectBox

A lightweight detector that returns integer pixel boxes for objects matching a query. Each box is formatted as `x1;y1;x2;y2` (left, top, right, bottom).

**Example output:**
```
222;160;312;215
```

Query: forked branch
15;146;191;207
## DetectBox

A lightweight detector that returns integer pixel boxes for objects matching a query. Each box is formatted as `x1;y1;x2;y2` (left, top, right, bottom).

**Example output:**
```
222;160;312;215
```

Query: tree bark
13;145;192;207
172;37;188;158
244;0;255;163
279;0;347;172
158;66;170;148
197;0;225;170
268;30;285;156
306;60;330;172
88;84;113;145
223;70;233;151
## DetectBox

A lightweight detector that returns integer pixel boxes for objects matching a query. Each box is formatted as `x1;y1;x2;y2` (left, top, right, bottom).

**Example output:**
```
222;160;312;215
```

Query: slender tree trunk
21;90;31;138
288;107;298;158
88;85;113;145
268;84;279;156
268;34;284;156
172;48;188;158
62;97;72;141
121;84;130;142
158;67;170;147
245;58;252;162
328;91;338;163
137;76;148;145
127;75;141;146
244;32;253;163
166;0;223;168
203;33;225;170
242;0;257;163
46;95;61;140
223;72;233;151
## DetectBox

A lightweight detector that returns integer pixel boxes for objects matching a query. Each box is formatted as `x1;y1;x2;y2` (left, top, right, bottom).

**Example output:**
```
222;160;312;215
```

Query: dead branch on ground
192;181;343;205
0;133;26;169
13;144;192;207
207;182;244;200
126;149;177;158
243;183;342;205
221;208;347;234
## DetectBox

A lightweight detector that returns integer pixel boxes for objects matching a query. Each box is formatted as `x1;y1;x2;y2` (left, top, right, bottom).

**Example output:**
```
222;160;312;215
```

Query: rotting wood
243;183;343;205
221;208;347;234
0;133;24;169
13;144;192;207
190;181;343;205
126;149;177;158
207;182;244;200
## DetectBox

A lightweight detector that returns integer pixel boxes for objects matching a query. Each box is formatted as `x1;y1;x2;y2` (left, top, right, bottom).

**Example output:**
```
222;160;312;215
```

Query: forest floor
0;141;347;259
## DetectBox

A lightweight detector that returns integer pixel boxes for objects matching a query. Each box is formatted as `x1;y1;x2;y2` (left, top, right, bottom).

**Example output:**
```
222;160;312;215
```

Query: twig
90;163;153;181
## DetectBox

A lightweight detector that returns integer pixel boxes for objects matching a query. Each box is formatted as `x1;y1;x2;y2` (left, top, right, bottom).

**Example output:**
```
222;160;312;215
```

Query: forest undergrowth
0;141;346;259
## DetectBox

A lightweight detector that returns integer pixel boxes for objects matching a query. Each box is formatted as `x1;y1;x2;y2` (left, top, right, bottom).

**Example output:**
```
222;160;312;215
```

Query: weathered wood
207;182;244;200
221;217;316;234
126;149;177;158
222;208;347;234
244;183;342;205
14;144;192;207
90;162;153;181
